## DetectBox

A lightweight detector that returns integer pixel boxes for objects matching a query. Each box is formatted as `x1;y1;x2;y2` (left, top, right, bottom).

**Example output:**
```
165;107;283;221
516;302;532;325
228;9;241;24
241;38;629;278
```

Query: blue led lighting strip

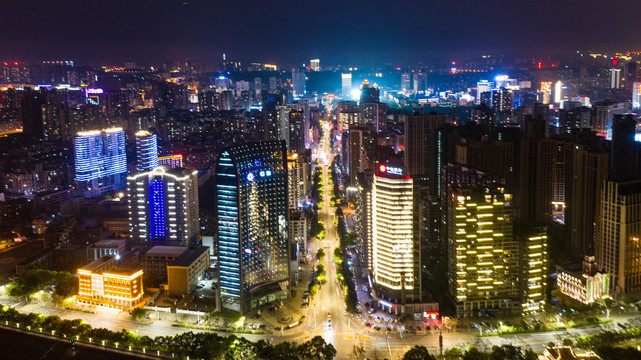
150;179;166;241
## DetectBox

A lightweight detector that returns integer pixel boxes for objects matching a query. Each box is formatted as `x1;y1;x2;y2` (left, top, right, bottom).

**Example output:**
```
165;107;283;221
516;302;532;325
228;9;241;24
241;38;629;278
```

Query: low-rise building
87;238;127;261
557;256;610;304
139;245;187;281
77;255;144;310
167;247;210;296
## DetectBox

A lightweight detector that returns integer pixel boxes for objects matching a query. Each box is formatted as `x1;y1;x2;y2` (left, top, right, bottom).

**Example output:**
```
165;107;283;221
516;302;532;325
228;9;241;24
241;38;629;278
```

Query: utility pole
439;323;443;360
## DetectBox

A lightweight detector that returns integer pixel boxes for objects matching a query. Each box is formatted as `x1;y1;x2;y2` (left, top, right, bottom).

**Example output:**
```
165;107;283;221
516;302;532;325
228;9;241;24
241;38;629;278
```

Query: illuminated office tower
447;185;519;317
596;179;641;294
74;127;127;198
159;154;183;168
632;82;641;111
128;166;200;247
370;165;421;314
310;59;320;72
342;73;352;98
215;141;290;314
135;130;158;172
292;68;306;97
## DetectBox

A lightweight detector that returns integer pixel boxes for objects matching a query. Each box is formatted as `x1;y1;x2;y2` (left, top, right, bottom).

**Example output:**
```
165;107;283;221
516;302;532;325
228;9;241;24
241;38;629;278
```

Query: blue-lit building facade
135;130;159;172
74;128;127;198
128;166;200;247
215;141;290;314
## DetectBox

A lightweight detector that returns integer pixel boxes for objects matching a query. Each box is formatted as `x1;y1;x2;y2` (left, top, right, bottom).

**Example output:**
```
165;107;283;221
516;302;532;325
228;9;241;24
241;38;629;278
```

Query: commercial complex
127;166;200;246
214;141;290;314
74;127;127;198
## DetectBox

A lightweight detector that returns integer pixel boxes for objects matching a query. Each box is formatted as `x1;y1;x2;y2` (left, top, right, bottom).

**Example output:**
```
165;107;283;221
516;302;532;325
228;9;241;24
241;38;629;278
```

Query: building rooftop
79;255;115;273
169;246;209;268
92;238;126;247
144;245;188;257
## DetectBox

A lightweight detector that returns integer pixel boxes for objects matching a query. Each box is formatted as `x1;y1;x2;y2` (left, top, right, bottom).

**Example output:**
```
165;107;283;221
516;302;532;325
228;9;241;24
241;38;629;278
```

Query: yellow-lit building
557;256;610;304
447;185;519;317
371;166;422;313
515;220;548;313
77;255;144;309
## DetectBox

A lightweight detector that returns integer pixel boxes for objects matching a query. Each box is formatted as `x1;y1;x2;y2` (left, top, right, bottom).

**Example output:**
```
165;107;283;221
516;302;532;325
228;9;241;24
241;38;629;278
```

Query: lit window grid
372;175;415;291
449;193;515;303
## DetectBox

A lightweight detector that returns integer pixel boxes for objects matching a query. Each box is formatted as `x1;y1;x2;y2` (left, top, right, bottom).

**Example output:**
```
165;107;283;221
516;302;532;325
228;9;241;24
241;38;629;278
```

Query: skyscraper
342;73;352;98
413;72;427;93
370;165;421;313
127;166;199;246
292;68;306;97
135;130;159;172
359;80;379;104
610;114;639;180
215;141;290;314
610;68;621;89
633;82;641;111
447;185;519;317
596;179;641;294
404;113;448;194
74;128;127;198
359;102;387;132
401;73;411;91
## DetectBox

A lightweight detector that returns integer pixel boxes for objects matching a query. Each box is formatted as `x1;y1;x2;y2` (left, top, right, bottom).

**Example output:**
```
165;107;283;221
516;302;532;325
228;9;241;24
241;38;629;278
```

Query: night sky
1;0;640;65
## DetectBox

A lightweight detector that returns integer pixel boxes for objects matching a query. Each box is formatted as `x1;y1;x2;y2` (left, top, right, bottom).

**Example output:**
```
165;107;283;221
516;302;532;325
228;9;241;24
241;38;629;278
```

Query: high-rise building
404;113;448;194
127;166;200;246
610;114;639;180
566;141;609;255
292;68;306;97
514;221;548;313
135;130;159;172
287;152;303;209
591;101;626;136
310;59;320;72
633;82;641;111
413;72;427;93
74;128;127;198
447;185;519;317
356;171;374;270
342;73;352;98
360;80;380;103
359;102;387;132
401;73;411;91
596;179;641;294
288;110;306;154
476;81;493;105
610;68;621;89
214;141;290;314
370;165;421;313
